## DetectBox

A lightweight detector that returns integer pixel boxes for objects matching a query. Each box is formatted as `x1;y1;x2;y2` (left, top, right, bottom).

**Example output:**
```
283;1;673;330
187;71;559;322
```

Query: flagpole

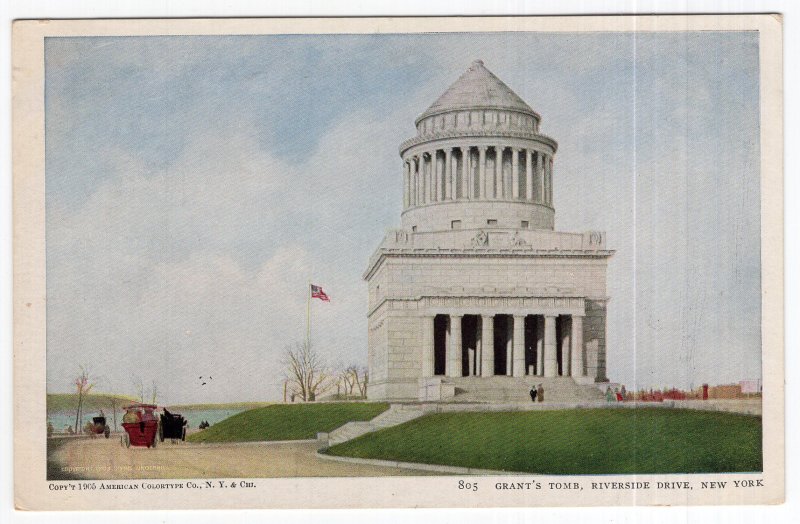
306;281;311;348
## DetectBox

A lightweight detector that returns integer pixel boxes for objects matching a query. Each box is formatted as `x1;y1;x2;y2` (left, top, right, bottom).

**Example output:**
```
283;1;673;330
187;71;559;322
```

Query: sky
44;31;761;404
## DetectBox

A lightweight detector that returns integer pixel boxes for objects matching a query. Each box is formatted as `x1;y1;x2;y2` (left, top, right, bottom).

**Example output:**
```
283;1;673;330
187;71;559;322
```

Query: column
547;156;554;205
505;318;513;376
537;152;544;204
460;147;469;199
544;315;558;377
444;148;453;200
424;154;431;203
481;315;494;377
512;315;525;377
421;315;435;377
476;319;482;376
403;162;410;208
525;149;533;201
478;146;487;200
511;148;520;200
570;315;584;377
431;150;438;202
496;146;504;199
536;316;544;375
412;164;418;206
448;315;463;378
466;148;474;199
561;318;571;377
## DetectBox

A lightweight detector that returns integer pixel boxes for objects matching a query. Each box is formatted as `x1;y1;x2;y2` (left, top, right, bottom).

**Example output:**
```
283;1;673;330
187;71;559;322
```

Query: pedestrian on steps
529;385;537;402
537;383;545;402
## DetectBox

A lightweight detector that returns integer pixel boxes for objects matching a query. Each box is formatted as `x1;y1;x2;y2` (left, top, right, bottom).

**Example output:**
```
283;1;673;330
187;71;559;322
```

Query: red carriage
120;403;159;448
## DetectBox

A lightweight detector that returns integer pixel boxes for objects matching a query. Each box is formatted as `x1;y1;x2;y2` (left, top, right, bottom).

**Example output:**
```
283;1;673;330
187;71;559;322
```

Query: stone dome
416;59;539;124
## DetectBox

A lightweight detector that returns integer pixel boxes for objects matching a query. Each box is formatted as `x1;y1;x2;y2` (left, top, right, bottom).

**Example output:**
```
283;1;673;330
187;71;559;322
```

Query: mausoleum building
364;60;613;402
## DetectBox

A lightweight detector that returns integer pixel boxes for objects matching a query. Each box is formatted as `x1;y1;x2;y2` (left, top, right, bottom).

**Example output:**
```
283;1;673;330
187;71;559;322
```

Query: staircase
326;404;425;446
445;376;605;403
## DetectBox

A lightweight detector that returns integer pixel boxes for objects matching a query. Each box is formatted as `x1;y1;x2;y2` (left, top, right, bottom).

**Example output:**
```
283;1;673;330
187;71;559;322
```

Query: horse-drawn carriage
159;408;187;442
89;414;111;438
120;403;159;448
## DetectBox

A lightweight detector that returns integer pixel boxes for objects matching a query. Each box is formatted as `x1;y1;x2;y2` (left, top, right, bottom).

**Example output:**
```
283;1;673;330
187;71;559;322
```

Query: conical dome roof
416;60;537;123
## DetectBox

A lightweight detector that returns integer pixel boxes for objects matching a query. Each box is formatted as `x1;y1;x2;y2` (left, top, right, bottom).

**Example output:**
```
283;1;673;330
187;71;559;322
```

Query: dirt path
48;436;434;479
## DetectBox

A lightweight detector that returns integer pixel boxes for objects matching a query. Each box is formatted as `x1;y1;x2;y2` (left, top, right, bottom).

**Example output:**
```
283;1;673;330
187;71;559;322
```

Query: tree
73;365;95;434
150;380;159;405
131;376;145;403
283;342;333;402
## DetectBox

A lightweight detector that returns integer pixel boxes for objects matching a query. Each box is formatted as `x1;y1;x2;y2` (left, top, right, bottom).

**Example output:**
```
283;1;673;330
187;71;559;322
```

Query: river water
48;407;244;433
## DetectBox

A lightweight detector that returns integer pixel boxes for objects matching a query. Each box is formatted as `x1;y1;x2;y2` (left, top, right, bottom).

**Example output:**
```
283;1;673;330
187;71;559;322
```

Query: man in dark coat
529;386;537;402
537;384;545;402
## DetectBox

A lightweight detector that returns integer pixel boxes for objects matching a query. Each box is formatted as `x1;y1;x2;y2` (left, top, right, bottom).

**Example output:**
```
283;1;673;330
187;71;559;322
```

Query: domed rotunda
364;60;613;402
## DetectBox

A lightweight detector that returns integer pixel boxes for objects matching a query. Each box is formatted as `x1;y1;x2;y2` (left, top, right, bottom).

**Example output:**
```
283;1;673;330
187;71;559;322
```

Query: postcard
13;15;783;510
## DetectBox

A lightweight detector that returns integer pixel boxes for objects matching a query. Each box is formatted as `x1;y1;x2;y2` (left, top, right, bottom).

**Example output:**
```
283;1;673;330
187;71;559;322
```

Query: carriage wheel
123;433;130;448
159;424;164;442
104;426;110;439
181;427;186;441
151;434;157;448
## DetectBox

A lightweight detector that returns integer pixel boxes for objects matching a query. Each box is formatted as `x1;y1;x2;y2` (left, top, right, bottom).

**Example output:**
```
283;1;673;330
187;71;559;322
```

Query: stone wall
584;299;608;382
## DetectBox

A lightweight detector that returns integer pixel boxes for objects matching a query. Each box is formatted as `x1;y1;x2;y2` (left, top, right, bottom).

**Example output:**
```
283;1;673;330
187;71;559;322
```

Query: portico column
430;151;438;202
536;316;544;375
425;153;433;203
448;315;463;377
505;318;513;376
466;148;474;199
511;148;520;200
562;318;572;377
544;315;558;377
481;315;494;377
421;315;435;377
570;315;584;377
512;315;525;377
444;148;453;200
525;149;533;201
496;146;504;199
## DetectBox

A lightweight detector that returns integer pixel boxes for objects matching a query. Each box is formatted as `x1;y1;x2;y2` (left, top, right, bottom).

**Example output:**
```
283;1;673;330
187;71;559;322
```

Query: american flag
310;284;330;302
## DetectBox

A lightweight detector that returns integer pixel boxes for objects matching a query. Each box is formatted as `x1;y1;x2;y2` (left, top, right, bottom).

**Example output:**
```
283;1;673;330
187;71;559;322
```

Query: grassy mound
47;393;136;413
326;408;762;474
187;402;389;443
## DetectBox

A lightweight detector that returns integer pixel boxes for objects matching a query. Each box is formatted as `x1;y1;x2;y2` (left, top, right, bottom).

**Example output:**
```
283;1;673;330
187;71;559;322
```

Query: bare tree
283;342;333;402
131;376;145;403
150;380;159;405
73;365;95;434
354;366;368;398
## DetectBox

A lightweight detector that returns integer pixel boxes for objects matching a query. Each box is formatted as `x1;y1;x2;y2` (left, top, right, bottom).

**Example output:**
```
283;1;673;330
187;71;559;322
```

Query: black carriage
158;408;187;441
91;415;111;438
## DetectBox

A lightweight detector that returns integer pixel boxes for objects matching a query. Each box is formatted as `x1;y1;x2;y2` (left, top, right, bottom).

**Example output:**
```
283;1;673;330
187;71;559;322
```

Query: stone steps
326;404;426;446
446;376;604;403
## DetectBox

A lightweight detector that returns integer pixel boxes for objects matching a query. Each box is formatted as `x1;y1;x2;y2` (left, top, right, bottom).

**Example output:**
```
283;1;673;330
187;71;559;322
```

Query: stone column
496;146;504;199
476;319;482;376
403;161;410;208
430;151;438;202
511;148;520;200
525;149;533;201
481;315;494;377
421;315;435;377
536;316;544;375
425;153;432;203
547;156;554;205
461;147;469;199
512;315;525;377
505;318;513;376
544;315;558;377
570;315;584;377
466;148;474;199
448;314;463;378
478;146;487;200
444;148;453;200
561;318;571;377
537;152;544;204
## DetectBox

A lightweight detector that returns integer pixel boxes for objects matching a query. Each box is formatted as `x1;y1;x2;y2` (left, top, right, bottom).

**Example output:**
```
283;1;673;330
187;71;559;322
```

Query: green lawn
187;402;389;443
47;393;136;413
325;408;762;474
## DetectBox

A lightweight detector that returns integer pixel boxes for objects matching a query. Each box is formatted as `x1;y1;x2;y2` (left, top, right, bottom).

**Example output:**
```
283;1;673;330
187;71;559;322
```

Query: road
48;435;434;479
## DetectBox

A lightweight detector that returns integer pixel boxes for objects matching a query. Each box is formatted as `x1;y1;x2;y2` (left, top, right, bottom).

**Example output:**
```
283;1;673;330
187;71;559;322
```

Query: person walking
529;385;537;402
537;383;545;402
